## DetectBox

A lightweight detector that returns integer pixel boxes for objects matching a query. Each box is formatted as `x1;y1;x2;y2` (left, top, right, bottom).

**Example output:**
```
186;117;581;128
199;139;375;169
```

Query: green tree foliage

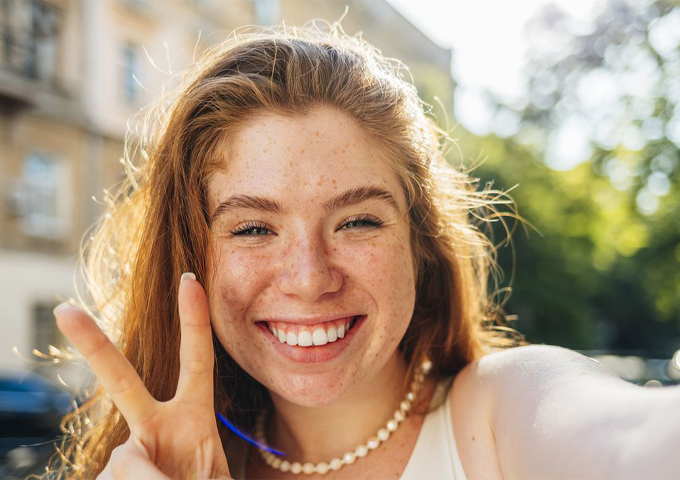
454;0;680;355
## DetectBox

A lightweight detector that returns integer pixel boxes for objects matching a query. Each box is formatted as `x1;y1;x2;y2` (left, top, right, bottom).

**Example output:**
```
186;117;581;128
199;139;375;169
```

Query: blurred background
0;0;679;476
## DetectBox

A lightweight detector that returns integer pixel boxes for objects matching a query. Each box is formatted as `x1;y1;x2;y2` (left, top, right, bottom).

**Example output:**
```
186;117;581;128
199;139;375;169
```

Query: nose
276;233;343;302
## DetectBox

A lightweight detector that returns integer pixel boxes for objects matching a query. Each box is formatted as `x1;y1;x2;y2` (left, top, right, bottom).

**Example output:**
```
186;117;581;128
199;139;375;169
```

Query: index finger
54;305;156;427
175;273;215;406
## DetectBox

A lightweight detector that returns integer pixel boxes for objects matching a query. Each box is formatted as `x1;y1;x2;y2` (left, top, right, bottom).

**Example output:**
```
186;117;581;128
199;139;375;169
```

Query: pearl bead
280;460;291;472
355;444;368;457
342;452;356;464
400;400;411;412
407;391;416;402
394;410;405;422
271;457;282;469
367;437;380;450
302;462;315;474
316;462;330;474
330;458;343;470
291;462;302;474
377;428;390;441
387;419;398;431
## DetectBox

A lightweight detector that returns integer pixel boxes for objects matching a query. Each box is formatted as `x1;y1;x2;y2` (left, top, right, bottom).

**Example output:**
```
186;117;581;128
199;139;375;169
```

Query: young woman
48;25;679;479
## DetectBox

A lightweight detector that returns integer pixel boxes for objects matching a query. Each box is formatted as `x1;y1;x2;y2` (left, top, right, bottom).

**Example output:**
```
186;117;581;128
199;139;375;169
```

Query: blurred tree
453;0;680;355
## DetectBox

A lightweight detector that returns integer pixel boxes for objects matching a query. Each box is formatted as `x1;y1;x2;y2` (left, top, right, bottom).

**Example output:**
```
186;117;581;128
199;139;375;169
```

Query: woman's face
206;106;416;407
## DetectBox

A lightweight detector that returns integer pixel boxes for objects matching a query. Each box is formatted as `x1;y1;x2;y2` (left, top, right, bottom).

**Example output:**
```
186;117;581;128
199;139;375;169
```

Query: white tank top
229;378;467;479
400;377;467;479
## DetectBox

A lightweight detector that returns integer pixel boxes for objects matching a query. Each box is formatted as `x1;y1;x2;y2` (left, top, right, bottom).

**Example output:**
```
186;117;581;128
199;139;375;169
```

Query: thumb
99;439;170;480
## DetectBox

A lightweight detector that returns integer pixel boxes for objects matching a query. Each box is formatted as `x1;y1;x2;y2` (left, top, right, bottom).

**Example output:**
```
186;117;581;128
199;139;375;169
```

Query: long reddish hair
39;24;526;479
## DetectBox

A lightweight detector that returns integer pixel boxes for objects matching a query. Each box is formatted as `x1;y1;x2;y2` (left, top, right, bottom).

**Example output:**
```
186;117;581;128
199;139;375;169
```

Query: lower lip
257;316;366;364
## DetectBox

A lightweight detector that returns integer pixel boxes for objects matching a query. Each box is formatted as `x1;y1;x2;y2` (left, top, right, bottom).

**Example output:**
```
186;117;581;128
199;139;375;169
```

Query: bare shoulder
466;343;613;375
451;344;678;480
445;345;582;479
455;344;622;404
451;343;616;407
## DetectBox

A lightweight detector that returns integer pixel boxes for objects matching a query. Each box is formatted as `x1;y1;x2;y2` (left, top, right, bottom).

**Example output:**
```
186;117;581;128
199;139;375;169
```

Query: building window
0;0;60;83
122;43;141;104
33;300;67;355
30;0;60;83
17;152;69;239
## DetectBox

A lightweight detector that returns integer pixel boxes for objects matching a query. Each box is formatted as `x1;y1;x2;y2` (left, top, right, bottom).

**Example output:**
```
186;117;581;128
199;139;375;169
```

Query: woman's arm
475;344;680;480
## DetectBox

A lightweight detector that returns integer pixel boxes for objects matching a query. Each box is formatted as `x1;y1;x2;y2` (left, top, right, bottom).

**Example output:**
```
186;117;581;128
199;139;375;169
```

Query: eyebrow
322;185;400;214
210;194;284;221
210;185;400;222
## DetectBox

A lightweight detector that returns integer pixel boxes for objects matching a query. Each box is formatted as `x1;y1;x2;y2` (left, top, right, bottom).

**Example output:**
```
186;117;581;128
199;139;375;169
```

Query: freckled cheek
208;249;277;366
369;240;416;337
360;239;413;284
208;247;274;323
341;238;415;310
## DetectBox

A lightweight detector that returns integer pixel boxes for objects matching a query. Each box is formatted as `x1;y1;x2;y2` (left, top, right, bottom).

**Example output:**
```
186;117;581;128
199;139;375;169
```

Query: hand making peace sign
54;273;231;479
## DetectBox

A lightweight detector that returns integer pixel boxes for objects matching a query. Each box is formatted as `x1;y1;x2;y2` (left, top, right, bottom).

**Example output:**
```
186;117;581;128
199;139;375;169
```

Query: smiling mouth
261;316;361;347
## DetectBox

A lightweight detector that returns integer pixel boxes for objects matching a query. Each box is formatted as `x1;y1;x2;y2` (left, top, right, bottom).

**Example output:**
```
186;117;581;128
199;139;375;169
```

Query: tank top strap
400;377;468;480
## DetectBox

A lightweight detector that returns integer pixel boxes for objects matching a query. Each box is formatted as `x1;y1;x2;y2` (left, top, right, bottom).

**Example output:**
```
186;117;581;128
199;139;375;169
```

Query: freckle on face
206;106;417;406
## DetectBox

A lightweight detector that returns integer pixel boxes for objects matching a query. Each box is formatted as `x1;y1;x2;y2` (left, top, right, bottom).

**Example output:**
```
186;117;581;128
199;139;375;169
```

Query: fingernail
181;272;196;283
53;302;71;317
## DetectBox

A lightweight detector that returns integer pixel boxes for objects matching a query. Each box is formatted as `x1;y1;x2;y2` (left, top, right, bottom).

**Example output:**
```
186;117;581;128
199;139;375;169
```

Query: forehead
208;106;404;207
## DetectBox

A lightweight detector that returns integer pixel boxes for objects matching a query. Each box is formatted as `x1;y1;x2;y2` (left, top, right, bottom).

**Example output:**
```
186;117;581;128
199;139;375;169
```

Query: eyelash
338;214;383;230
229;215;383;236
230;221;271;236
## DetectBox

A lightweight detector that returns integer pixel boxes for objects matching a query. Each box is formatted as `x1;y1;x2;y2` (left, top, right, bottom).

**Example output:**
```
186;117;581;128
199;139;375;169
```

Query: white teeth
286;331;298;346
268;316;360;347
312;328;329;346
297;330;313;347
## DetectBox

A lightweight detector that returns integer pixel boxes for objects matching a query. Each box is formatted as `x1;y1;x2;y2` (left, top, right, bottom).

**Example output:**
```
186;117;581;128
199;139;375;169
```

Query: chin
266;367;362;407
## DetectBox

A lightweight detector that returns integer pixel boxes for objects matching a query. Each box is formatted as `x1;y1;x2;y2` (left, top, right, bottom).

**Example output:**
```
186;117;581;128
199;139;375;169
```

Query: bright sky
386;0;602;142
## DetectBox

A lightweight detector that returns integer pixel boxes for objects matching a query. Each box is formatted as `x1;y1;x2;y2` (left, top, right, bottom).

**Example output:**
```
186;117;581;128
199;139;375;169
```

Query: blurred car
0;369;79;478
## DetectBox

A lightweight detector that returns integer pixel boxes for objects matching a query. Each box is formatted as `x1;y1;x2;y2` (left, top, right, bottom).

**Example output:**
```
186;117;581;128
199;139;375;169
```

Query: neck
265;353;409;462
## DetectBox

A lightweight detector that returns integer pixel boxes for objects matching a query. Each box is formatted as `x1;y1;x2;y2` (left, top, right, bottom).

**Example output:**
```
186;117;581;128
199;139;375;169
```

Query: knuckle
83;330;112;357
181;359;212;375
109;371;137;396
183;321;211;332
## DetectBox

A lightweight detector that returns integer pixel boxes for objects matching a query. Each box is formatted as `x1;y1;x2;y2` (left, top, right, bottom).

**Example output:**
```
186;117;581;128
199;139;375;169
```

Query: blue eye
339;215;383;230
230;221;273;236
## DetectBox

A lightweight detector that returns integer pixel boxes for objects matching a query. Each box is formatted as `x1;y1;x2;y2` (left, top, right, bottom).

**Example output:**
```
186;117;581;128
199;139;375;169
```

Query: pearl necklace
254;360;433;475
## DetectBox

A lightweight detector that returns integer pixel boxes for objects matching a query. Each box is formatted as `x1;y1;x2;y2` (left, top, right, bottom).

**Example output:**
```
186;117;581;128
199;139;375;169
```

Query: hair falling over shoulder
33;21;528;479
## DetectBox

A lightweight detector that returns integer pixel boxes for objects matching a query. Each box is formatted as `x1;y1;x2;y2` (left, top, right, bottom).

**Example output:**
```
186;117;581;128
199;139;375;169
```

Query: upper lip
256;313;363;325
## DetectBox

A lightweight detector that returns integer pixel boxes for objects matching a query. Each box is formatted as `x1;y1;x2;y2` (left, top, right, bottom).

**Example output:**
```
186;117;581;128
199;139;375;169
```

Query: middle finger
55;306;156;427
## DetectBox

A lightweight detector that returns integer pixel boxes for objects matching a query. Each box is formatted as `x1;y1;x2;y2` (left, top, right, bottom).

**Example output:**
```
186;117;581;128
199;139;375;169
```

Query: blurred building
0;0;454;373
